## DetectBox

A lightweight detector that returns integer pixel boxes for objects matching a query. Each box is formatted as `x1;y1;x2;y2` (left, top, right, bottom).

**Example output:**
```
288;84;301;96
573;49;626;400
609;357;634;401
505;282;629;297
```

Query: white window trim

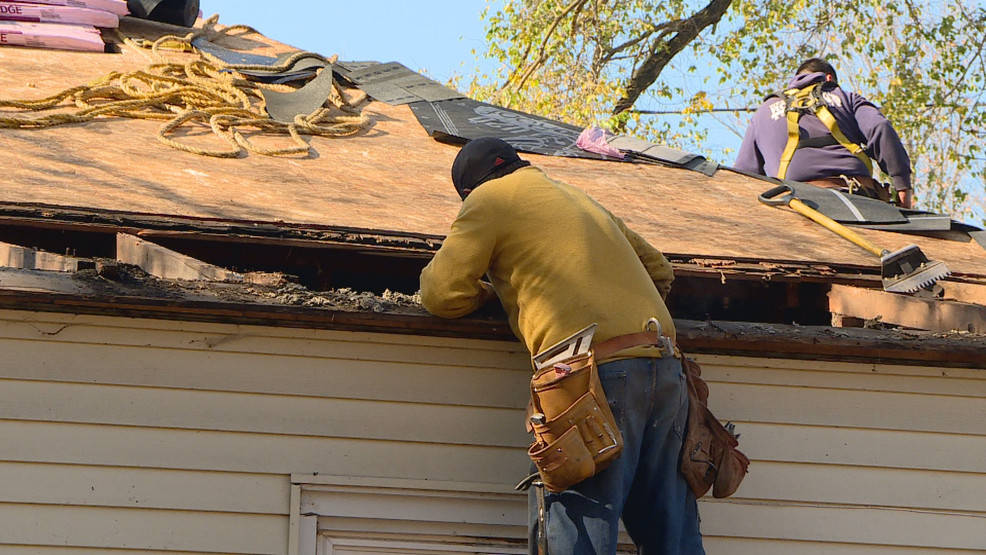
289;474;527;555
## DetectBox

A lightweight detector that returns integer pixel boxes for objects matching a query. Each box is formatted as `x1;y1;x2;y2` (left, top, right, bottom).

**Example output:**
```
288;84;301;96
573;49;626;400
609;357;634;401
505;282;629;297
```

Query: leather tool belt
525;319;674;492
527;349;622;492
592;328;677;360
808;175;891;203
679;356;750;499
525;320;750;498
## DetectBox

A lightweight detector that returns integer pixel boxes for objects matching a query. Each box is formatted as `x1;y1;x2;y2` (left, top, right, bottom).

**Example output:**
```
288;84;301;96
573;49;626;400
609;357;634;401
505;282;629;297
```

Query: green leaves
469;0;986;220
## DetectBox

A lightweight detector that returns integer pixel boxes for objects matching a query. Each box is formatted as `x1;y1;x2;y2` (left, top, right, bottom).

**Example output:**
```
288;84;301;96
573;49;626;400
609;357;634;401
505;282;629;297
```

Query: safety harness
775;82;874;180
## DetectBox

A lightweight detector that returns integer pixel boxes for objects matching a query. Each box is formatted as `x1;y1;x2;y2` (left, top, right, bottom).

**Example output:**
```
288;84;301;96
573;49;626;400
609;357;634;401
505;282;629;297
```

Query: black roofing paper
607;135;719;176
786;181;984;239
787;181;910;225
754;177;983;245
409;98;718;175
191;38;328;84
410;98;605;159
335;61;716;174
335;61;463;105
862;216;986;250
970;230;986;249
192;37;281;66
262;66;337;123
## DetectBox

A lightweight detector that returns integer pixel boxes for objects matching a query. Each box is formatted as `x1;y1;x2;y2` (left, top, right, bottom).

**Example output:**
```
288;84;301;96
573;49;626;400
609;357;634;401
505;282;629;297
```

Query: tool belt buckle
646;317;674;355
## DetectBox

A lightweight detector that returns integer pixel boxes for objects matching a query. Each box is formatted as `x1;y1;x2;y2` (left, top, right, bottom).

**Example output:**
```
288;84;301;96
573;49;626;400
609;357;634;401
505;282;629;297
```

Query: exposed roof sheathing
0;19;983;278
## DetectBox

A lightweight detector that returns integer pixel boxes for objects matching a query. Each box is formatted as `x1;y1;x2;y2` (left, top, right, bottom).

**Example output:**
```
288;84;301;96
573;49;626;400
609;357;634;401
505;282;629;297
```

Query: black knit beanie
451;137;530;200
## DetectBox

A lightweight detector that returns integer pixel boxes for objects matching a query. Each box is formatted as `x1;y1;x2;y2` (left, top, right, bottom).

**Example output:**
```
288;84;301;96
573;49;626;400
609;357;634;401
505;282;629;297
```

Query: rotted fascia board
0;273;983;367
0;241;90;272
0;202;444;254
2;202;984;289
116;233;290;285
0;203;893;277
671;255;986;289
667;254;881;286
829;284;986;334
939;280;986;305
135;229;440;256
0;277;516;340
675;319;986;368
117;233;239;282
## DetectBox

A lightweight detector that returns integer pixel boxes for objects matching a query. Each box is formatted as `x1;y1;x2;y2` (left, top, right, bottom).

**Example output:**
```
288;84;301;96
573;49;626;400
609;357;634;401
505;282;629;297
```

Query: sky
202;1;495;84
200;0;743;155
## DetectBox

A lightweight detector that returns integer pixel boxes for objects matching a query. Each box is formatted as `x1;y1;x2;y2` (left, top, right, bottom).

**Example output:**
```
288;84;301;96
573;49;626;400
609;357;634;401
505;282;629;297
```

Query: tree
469;0;986;220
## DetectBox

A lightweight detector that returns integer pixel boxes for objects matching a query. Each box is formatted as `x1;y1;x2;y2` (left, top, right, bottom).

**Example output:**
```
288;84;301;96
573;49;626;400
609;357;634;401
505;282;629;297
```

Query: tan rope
0;17;370;158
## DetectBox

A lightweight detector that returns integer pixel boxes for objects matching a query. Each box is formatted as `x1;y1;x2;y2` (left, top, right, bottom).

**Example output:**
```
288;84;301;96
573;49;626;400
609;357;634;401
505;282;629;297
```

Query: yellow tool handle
788;198;884;257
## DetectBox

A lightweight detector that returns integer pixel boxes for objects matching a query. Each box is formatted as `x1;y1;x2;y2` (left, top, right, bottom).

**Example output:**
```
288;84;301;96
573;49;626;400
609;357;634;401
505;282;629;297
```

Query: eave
0;267;983;368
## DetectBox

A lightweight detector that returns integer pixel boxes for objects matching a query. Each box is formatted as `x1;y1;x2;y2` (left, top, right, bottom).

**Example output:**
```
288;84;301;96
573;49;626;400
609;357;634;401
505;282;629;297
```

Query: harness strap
777;108;802;179
798;135;839;149
814;104;874;173
775;83;873;180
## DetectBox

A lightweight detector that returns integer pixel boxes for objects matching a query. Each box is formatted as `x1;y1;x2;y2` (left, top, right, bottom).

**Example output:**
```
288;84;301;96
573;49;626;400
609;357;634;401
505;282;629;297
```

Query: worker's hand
897;189;913;209
478;281;497;305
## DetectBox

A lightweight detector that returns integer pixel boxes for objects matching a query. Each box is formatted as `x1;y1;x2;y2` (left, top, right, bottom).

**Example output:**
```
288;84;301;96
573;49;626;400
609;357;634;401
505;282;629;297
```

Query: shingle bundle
0;0;127;52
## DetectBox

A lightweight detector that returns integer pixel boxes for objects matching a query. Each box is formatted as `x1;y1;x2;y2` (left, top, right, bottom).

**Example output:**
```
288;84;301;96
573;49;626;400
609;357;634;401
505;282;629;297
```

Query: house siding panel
0;310;982;553
0;504;286;554
0;462;287;513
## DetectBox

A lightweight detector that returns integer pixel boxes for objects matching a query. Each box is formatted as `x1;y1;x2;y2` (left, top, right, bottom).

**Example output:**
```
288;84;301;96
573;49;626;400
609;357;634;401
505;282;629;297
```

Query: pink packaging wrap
5;0;127;16
0;20;103;51
0;2;119;27
576;126;625;160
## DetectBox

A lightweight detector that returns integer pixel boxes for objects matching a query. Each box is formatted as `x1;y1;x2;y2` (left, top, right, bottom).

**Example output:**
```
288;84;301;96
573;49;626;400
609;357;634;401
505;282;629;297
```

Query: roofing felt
0;19;984;278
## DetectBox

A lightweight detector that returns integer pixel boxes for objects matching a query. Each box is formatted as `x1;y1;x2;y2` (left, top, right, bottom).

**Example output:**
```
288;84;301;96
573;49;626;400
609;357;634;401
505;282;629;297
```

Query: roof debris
65;262;426;314
691;258;737;268
248;283;422;313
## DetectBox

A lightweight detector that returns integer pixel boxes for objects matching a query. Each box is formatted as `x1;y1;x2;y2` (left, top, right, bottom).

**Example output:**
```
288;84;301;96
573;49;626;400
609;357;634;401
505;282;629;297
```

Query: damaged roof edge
0;286;982;368
10;201;984;285
0;201;445;253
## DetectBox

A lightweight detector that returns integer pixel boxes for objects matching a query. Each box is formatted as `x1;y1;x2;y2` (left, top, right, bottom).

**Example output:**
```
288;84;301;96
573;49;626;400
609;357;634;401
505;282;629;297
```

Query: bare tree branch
611;0;733;117
514;0;591;91
596;19;679;69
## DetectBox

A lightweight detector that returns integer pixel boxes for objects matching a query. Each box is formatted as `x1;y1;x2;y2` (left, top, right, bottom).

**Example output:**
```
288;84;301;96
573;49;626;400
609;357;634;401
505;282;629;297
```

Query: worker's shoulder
477;165;553;195
502;164;547;183
471;166;597;216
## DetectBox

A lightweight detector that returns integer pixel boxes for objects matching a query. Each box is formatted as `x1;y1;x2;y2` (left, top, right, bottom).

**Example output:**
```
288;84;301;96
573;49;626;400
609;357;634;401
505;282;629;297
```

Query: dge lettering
0;5;24;14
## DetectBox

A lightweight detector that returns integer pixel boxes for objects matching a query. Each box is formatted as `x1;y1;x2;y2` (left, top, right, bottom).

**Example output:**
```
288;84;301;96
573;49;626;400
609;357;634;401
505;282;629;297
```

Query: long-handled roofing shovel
759;183;950;293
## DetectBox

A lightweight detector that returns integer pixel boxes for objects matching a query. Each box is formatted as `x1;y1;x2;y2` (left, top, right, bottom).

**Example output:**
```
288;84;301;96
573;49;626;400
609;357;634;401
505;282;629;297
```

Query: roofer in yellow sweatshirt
420;137;705;555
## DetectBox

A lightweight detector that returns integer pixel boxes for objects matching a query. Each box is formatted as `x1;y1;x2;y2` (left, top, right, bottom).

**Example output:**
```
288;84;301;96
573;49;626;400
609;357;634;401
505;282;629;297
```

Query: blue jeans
528;356;705;554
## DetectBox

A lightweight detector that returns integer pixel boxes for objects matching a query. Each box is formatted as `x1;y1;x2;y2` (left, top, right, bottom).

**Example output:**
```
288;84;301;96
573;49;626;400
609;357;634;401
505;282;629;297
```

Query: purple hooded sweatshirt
733;72;912;191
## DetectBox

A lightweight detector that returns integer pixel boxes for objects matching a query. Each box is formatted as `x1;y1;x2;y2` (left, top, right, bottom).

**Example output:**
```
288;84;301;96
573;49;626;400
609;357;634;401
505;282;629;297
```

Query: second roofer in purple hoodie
734;58;913;208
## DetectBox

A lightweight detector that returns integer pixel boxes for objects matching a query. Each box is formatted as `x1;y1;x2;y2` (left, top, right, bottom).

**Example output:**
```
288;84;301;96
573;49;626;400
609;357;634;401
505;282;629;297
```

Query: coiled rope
0;15;370;158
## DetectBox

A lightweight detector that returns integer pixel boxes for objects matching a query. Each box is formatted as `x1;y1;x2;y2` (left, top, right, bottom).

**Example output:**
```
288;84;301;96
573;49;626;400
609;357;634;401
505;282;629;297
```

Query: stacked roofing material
0;0;127;52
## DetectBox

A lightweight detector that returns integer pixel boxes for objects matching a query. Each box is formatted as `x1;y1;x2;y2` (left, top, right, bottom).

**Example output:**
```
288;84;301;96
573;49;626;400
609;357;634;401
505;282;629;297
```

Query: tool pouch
527;351;623;493
679;356;750;499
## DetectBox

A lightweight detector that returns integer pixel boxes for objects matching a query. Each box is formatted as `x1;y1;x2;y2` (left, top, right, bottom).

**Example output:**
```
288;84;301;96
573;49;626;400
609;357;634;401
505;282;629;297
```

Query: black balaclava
451;137;531;200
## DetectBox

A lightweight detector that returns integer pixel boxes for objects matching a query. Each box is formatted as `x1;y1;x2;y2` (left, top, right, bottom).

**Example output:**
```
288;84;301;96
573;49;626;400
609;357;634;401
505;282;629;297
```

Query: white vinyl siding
0;309;982;553
696;355;986;553
0;309;531;554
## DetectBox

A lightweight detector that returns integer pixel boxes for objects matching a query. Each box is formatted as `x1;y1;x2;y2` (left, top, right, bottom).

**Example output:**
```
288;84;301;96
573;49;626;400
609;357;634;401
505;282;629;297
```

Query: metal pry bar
881;245;952;293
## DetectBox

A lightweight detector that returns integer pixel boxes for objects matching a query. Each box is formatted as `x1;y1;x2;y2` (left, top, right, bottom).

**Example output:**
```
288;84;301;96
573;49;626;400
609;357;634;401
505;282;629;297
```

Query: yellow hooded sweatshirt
420;166;675;363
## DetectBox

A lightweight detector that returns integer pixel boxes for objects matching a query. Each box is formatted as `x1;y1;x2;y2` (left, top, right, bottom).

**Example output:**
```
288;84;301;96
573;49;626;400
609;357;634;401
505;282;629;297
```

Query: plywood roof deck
0;19;983;281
